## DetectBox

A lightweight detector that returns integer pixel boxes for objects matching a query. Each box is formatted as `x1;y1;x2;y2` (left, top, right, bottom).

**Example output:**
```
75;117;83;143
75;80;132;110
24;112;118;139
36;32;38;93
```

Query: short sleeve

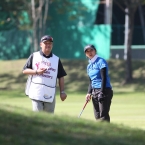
23;54;33;70
99;58;107;69
57;59;67;78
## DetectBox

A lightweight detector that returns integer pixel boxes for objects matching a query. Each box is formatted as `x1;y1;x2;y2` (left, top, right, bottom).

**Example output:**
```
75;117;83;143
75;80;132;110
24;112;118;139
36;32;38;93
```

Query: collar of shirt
89;54;98;63
40;50;52;58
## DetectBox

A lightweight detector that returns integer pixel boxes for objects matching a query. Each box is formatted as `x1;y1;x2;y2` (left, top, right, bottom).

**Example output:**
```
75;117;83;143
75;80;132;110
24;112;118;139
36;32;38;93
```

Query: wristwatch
61;91;65;94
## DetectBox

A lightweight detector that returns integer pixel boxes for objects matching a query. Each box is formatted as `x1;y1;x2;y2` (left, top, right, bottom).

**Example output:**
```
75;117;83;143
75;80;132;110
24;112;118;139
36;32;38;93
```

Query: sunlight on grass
55;92;145;130
0;90;145;130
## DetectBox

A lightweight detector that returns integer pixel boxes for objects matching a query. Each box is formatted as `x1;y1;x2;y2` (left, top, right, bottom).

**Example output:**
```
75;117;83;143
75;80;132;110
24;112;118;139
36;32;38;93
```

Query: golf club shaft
78;100;88;118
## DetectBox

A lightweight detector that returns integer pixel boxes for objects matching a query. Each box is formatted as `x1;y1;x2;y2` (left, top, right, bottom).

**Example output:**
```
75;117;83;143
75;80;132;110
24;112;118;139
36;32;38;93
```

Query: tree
114;0;145;83
0;0;30;30
0;0;51;51
0;0;88;55
30;0;86;52
30;0;50;51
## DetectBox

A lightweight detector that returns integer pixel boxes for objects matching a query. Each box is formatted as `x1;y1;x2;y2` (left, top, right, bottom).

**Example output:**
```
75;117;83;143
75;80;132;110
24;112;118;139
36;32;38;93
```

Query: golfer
84;44;113;122
23;35;67;113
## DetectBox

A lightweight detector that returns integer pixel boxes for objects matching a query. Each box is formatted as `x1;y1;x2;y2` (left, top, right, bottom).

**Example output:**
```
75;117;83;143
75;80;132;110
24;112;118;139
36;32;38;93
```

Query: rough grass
0;104;145;145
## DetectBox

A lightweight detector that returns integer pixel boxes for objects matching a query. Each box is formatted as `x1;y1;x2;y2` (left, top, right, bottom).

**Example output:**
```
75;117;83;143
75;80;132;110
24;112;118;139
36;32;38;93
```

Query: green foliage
0;0;30;30
0;0;104;60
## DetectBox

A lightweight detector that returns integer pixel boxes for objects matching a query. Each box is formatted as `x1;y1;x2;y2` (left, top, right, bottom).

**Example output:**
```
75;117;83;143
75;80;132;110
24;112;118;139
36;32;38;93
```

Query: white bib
25;52;59;102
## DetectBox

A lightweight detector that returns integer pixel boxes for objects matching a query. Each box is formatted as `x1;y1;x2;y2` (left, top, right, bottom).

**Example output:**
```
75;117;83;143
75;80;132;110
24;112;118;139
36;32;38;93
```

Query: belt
93;87;112;91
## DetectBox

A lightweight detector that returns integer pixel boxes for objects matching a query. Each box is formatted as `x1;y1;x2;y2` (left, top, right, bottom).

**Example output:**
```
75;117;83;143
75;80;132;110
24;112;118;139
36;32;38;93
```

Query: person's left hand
60;93;67;101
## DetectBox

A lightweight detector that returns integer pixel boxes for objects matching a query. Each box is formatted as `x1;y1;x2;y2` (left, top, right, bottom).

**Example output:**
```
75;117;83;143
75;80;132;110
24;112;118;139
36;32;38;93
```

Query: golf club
78;100;88;118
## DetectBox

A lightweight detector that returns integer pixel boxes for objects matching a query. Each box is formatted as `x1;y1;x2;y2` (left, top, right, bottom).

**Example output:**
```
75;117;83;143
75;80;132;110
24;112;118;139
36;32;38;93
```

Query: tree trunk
31;0;50;51
138;3;145;43
31;0;38;52
43;0;49;35
125;7;136;83
38;0;45;41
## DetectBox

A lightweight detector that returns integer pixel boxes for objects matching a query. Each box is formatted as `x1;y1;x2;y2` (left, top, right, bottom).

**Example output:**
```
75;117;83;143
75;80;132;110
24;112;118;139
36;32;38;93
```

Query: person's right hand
85;94;91;102
37;68;47;74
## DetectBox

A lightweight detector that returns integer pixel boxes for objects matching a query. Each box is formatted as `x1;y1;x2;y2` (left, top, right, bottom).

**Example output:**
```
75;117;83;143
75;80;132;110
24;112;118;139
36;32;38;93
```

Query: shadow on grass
0;105;145;145
108;59;145;91
0;59;145;92
0;73;27;90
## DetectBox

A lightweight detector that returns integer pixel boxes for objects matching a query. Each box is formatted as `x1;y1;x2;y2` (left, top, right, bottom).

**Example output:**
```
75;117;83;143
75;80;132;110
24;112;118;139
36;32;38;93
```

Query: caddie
23;35;67;113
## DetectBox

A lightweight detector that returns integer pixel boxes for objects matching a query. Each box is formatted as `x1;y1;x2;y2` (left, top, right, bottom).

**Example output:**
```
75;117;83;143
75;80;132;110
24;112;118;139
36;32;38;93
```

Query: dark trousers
92;88;113;122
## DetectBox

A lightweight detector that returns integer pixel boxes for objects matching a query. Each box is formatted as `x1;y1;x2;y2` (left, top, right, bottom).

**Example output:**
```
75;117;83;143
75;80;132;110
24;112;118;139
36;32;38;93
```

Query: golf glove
86;94;91;102
98;92;105;103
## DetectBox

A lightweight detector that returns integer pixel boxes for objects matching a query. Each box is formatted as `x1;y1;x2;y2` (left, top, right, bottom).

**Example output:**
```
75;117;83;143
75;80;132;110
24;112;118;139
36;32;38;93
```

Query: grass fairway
0;59;145;144
0;90;145;131
55;92;145;130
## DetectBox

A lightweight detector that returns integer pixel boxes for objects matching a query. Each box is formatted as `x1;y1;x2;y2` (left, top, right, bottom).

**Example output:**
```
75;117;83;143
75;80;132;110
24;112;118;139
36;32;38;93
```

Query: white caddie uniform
25;52;59;103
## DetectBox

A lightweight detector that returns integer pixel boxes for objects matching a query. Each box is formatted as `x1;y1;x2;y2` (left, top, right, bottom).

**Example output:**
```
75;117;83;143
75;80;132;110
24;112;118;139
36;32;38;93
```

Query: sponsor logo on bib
44;94;52;99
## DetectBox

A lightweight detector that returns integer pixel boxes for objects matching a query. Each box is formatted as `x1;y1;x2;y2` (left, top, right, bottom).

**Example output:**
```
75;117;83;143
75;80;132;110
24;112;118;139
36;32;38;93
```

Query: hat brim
41;40;53;43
